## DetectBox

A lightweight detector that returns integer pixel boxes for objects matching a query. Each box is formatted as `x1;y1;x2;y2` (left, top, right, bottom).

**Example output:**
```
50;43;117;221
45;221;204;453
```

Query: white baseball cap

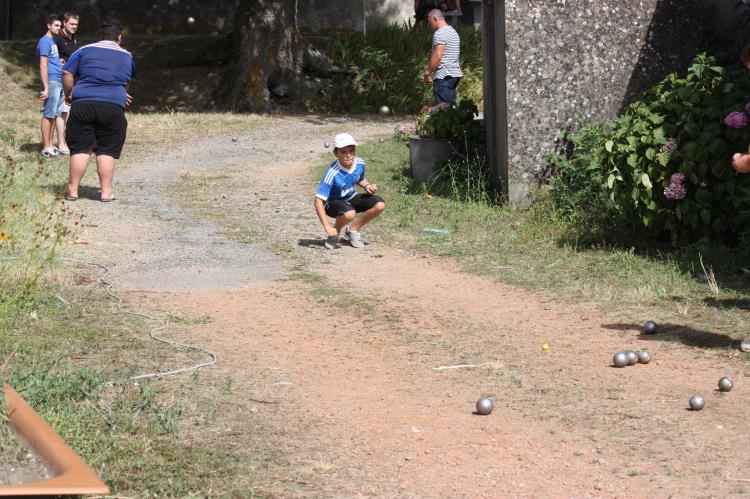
332;133;358;148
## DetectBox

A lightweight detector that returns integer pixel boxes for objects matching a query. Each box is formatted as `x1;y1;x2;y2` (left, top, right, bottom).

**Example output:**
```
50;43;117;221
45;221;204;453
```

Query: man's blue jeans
433;76;460;105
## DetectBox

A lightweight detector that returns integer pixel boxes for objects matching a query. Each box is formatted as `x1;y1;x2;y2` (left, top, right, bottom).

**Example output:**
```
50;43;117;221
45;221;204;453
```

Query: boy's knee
342;210;356;222
374;201;386;213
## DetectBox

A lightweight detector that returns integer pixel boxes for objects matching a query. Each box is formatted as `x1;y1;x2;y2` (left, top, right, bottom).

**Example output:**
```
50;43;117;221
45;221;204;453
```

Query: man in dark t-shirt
53;12;78;145
53;12;79;65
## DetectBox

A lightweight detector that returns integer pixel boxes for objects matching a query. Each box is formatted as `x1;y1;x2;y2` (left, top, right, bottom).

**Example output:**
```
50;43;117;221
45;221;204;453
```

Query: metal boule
475;396;494;415
626;351;638;366
379;138;385;143
231;137;238;142
612;351;629;368
187;16;195;25
643;320;658;335
689;394;705;411
378;105;390;116
718;377;733;392
324;142;330;148
637;350;651;364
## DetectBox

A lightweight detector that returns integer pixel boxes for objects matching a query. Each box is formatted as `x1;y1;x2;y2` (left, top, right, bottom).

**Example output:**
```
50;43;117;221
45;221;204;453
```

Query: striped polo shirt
64;40;135;109
432;26;463;80
316;158;365;202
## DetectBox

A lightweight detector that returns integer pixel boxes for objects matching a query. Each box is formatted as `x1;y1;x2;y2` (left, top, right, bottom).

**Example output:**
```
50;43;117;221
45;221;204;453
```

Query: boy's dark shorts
324;194;384;218
66;100;128;159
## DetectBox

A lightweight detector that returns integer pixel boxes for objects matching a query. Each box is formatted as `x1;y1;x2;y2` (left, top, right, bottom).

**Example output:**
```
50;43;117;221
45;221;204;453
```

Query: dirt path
62;116;750;497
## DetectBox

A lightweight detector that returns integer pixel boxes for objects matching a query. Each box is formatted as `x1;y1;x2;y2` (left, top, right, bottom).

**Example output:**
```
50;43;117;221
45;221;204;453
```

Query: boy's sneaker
324;235;340;249
345;227;364;248
41;149;57;158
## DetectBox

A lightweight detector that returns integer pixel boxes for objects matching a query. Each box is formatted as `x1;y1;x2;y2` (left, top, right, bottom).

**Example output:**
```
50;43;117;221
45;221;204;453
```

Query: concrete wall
1;0;413;39
502;0;710;205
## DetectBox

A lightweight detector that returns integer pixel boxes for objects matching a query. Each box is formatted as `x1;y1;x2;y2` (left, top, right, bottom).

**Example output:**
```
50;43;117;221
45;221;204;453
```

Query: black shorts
66;100;128;159
324;194;384;218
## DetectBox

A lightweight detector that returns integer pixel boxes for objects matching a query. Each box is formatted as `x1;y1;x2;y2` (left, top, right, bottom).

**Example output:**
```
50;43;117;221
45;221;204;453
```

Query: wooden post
481;0;508;201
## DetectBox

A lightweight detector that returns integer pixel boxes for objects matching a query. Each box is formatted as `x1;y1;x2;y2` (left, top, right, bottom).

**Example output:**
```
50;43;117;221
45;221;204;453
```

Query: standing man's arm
62;70;74;104
39;56;49;100
424;44;444;84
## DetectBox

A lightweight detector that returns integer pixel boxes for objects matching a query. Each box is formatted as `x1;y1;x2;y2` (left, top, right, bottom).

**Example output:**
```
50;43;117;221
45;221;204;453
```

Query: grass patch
352;136;750;350
0;50;266;494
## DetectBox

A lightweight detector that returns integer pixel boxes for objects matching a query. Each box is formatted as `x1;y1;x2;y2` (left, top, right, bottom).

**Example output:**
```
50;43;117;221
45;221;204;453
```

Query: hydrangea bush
552;54;750;243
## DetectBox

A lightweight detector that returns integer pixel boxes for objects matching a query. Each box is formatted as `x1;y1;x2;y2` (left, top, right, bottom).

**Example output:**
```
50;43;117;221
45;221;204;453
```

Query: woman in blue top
63;19;135;202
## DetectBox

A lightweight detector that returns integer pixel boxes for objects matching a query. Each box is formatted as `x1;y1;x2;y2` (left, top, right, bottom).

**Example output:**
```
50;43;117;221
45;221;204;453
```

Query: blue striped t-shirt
64;40;136;108
316;158;365;202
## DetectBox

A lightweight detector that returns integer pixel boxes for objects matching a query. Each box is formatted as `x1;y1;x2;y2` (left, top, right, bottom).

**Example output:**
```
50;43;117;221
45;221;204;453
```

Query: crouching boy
314;133;385;249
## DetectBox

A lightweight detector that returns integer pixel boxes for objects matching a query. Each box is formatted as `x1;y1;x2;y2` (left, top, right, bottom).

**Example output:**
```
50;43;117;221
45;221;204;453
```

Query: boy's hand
324;226;338;237
364;183;378;194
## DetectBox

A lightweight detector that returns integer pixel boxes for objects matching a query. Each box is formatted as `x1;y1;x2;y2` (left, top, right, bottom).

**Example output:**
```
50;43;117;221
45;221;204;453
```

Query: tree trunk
215;0;303;113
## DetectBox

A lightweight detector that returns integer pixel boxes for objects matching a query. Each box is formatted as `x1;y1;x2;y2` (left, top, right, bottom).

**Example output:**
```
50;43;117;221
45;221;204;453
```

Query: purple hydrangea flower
724;111;748;129
427;103;451;116
661;137;678;154
664;172;687;200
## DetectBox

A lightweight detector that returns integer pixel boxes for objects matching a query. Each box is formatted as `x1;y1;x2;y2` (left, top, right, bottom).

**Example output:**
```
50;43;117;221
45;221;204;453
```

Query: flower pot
409;136;453;182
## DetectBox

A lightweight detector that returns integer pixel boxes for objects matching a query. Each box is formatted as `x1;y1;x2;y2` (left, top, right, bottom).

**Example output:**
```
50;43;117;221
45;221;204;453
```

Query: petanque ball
626;351;638;366
689;394;705;411
718;377;734;392
643;320;658;335
187;16;195;25
324;142;330;148
231;137;238;142
613;351;629;368
475;396;494;415
378;105;390;116
379;138;385;143
637;350;652;364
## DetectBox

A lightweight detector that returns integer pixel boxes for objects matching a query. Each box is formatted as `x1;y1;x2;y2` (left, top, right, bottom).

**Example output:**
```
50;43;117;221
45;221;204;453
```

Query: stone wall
503;0;706;205
1;0;412;39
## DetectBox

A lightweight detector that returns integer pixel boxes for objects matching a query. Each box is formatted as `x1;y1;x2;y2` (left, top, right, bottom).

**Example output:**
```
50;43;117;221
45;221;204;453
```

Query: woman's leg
95;154;116;200
68;152;92;198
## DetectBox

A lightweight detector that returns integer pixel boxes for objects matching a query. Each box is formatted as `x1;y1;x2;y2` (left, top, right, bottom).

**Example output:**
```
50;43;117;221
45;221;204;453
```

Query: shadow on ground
298;238;326;248
703;297;750;311
602;322;740;349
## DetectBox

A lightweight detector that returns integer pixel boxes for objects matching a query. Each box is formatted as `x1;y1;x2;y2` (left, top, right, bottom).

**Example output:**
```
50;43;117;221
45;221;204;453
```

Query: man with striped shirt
424;9;462;105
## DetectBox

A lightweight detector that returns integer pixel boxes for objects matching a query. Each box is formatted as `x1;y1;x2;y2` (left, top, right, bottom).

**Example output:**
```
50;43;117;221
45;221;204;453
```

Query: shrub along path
61;116;750;496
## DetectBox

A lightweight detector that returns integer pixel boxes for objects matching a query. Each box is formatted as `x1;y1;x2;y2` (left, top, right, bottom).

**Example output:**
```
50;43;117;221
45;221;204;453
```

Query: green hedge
549;54;750;243
311;23;482;114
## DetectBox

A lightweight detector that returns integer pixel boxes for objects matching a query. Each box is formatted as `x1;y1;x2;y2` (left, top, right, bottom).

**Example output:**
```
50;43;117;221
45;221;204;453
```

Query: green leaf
656;152;671;166
649;114;665;125
700;209;711;224
605;140;614;153
627;154;639;168
607;173;616;189
641;173;653;189
645;148;656;160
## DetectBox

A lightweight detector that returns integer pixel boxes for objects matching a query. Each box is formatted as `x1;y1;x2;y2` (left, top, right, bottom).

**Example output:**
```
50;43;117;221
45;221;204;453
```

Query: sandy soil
61;116;750;497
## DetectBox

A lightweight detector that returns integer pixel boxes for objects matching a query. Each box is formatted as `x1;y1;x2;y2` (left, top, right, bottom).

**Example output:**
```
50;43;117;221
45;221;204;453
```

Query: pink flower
664;172;687;200
724;111;747;129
